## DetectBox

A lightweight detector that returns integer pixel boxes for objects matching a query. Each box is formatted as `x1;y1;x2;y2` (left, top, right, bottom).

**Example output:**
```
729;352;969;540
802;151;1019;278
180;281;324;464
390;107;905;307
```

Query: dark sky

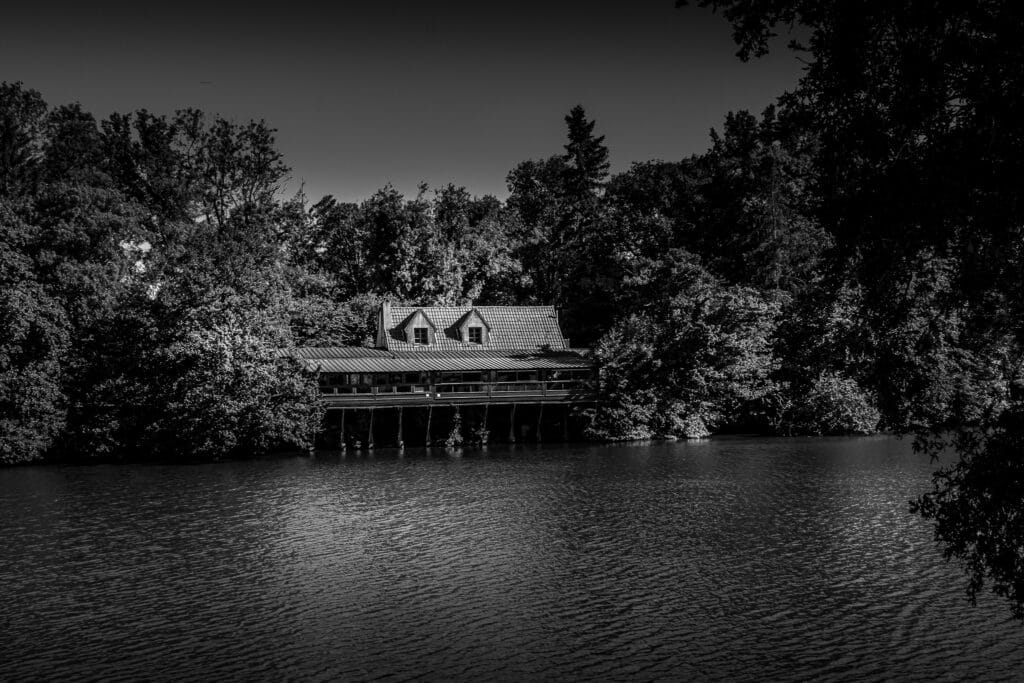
1;1;803;203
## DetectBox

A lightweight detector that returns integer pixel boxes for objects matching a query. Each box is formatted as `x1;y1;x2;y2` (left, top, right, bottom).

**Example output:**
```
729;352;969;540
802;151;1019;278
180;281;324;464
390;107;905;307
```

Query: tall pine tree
562;104;610;201
557;106;615;344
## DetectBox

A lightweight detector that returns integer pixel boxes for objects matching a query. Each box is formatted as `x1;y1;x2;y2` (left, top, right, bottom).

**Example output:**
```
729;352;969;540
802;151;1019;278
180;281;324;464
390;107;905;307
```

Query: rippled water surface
2;437;1022;681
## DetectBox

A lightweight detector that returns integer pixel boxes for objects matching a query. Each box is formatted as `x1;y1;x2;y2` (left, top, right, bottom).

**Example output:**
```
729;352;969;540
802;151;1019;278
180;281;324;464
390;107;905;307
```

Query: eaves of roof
285;345;592;374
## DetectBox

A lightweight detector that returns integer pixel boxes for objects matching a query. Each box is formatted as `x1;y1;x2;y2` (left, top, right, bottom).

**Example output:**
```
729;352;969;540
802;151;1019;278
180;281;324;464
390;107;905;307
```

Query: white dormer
402;309;438;345
455;308;491;345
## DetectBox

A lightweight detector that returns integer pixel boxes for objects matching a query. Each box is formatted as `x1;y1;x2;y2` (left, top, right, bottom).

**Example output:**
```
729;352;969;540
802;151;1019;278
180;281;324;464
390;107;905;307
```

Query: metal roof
385;305;567;352
289;346;391;359
287;347;591;374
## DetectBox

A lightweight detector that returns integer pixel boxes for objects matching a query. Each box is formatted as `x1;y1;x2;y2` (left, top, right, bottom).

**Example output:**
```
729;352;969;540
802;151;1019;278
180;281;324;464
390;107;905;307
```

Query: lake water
1;437;1021;681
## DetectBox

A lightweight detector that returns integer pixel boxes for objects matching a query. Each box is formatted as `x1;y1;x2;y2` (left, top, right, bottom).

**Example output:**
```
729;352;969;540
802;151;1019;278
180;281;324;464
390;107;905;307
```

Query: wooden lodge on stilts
288;303;595;450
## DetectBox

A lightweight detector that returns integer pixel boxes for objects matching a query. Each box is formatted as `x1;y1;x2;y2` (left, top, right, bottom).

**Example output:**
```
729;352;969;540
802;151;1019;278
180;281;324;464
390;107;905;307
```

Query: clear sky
1;1;804;204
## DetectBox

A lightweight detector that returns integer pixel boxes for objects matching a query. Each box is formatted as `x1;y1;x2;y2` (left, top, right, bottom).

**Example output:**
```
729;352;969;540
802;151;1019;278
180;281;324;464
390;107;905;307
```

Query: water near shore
1;437;1021;681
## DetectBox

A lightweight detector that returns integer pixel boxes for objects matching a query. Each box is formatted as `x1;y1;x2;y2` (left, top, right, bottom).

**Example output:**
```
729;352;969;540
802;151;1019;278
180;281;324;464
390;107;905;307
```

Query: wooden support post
563;404;570;442
509;403;517;443
450;404;461;449
483;401;491;444
339;409;346;451
537;403;544;442
426;405;433;447
483;403;490;444
396;407;404;449
367;408;375;450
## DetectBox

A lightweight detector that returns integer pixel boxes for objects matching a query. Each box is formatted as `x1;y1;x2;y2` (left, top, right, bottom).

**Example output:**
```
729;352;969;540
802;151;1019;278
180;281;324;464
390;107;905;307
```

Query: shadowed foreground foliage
678;0;1024;618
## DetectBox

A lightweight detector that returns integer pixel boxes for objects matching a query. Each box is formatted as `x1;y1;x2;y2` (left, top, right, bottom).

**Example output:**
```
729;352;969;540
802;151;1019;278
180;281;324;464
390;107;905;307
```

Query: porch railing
318;379;591;399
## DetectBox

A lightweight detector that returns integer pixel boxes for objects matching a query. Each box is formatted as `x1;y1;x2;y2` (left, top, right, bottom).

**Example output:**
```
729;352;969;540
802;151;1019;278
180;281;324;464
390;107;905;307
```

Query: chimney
377;299;392;349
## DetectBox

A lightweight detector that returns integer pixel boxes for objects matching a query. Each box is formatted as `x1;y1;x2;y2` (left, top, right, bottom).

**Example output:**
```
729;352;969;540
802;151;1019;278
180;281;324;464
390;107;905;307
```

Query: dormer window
400;309;438;346
454;308;490;345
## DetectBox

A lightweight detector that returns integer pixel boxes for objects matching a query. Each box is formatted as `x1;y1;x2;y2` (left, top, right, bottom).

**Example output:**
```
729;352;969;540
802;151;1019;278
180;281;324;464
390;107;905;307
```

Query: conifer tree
562;104;610;200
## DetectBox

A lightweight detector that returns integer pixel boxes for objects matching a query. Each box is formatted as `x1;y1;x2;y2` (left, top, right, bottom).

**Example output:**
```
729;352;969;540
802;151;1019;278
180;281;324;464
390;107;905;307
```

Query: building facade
290;303;594;447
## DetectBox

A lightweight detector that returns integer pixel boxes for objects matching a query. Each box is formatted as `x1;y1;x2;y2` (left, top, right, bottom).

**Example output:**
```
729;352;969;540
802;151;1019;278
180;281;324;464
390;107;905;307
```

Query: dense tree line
0;87;323;462
0;79;947;455
1;0;1022;615
0;83;877;466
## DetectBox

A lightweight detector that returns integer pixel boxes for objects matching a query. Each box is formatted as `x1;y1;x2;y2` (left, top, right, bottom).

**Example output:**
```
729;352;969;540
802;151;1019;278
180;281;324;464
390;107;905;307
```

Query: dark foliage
912;415;1024;620
678;0;1024;617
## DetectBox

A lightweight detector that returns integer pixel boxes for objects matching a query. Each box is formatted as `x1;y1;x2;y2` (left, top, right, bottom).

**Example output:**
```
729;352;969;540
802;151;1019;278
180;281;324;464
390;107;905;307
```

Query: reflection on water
1;437;1021;680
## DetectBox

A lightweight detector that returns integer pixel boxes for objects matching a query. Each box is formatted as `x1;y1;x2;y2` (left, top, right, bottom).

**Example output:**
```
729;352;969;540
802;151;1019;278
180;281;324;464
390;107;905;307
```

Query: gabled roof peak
400;308;438;330
380;304;567;352
454;307;491;330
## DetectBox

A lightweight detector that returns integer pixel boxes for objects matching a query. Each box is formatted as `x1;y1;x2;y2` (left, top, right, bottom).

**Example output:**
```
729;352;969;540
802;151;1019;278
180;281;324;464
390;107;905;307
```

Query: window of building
467;326;483;344
413;327;429;344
